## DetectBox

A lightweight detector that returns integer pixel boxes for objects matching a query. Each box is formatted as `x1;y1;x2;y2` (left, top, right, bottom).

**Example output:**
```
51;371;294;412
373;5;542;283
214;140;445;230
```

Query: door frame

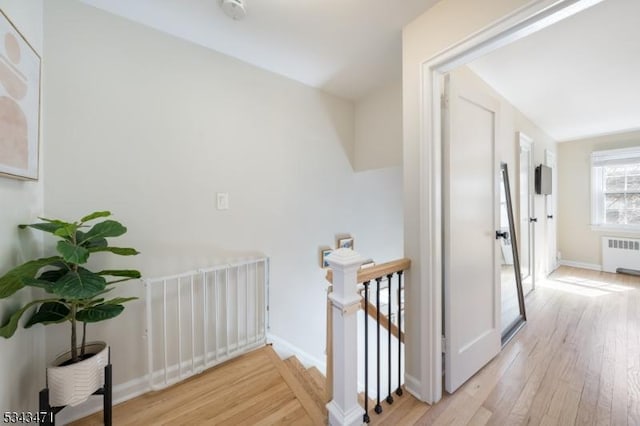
519;132;535;290
545;149;559;274
413;0;605;404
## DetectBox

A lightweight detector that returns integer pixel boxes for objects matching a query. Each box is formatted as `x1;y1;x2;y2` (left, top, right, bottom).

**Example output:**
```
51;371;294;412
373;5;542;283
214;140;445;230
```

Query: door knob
529;217;538;223
496;231;509;240
547;215;553;219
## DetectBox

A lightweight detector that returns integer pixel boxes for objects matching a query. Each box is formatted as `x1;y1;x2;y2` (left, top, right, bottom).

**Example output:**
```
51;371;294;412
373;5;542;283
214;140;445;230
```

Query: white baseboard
55;376;149;425
403;374;424;402
267;333;326;375
558;260;602;272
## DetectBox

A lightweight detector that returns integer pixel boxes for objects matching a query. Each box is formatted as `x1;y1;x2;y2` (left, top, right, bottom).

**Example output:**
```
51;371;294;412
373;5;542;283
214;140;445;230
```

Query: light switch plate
217;192;229;210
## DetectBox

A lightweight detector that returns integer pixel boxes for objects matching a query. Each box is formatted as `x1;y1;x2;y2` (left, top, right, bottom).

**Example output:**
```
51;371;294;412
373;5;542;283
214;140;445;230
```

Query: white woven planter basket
47;341;109;407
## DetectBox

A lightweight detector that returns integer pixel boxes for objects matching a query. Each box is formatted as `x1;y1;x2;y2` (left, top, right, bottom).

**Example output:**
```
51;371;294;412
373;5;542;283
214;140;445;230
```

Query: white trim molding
55;376;150;425
558;260;602;272
590;224;640;235
267;333;327;374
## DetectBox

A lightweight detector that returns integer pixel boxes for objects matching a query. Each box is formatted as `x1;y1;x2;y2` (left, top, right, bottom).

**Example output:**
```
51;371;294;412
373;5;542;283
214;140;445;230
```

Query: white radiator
144;258;269;390
602;237;640;273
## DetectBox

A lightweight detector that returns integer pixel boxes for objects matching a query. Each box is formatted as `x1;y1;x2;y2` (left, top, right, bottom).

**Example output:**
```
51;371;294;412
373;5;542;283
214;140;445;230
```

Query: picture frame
0;10;41;180
337;237;354;250
320;248;333;269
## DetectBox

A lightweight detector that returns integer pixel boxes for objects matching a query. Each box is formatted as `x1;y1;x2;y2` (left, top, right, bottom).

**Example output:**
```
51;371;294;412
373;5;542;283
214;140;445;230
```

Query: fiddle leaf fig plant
0;211;141;363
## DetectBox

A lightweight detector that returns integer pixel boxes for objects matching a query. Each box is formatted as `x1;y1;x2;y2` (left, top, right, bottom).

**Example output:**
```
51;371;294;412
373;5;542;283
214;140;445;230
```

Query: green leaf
102;297;137;305
37;268;68;283
52;268;107;299
76;304;124;323
81;211;111;223
18;222;64;234
83;298;105;307
0;299;56;338
37;217;70;225
22;278;56;293
25;302;70;328
0;257;63;298
81;220;127;244
89;247;139;256
89;288;113;298
97;270;141;279
56;241;90;265
53;223;79;239
79;289;113;306
75;231;108;249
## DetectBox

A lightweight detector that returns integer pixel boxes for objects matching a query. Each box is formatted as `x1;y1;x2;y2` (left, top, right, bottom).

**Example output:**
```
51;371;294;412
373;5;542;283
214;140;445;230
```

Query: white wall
402;0;553;402
0;0;45;413
558;131;640;266
354;81;402;171
42;0;403;400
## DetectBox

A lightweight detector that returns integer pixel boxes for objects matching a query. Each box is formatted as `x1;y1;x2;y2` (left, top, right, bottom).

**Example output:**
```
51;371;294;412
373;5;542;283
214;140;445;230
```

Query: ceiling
79;0;440;101
469;0;640;142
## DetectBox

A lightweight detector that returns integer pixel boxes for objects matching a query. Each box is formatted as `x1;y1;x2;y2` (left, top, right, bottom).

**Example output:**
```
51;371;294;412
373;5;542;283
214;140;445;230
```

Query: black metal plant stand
39;363;112;426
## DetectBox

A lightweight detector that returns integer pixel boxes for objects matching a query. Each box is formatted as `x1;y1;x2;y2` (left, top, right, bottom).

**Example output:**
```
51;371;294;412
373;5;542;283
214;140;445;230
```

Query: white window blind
591;147;640;230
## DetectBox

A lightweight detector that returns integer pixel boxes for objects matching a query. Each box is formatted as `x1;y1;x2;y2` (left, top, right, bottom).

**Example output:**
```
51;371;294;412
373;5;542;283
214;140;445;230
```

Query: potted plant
0;211;140;407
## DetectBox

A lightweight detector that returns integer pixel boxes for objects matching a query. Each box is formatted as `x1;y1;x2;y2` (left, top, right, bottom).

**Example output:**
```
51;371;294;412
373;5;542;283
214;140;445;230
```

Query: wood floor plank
539;413;559;426
627;282;640;425
483;290;566;424
203;381;291;425
466;406;492;426
264;344;325;425
611;288;628;426
307;367;328;403
544;379;569;420
368;390;420;425
283;357;327;421
595;292;618;426
557;387;582;425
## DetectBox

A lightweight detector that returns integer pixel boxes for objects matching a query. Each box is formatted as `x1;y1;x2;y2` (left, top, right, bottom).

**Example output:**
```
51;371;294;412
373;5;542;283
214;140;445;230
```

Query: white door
443;72;501;393
545;150;558;274
519;133;535;294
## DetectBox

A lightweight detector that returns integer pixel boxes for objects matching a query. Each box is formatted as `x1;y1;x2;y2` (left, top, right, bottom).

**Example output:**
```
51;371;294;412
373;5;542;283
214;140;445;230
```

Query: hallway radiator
144;258;269;390
602;237;640;273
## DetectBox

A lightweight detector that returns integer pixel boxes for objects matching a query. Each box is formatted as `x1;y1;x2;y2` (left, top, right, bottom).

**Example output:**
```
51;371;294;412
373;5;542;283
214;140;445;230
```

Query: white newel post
326;248;365;426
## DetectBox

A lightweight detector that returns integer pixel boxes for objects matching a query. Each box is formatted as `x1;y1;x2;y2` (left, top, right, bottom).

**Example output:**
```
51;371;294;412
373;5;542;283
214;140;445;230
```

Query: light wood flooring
72;266;640;425
382;266;640;425
71;346;326;426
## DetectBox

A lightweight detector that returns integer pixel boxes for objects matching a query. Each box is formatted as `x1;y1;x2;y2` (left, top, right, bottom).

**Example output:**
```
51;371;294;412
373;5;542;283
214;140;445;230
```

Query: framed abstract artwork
0;10;41;180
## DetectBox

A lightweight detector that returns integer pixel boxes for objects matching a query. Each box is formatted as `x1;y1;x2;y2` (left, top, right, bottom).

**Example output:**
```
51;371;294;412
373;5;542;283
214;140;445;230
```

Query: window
591;147;640;231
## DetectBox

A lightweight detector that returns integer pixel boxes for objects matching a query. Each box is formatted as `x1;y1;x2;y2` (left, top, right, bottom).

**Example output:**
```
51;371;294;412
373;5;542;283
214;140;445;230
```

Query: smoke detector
220;0;247;20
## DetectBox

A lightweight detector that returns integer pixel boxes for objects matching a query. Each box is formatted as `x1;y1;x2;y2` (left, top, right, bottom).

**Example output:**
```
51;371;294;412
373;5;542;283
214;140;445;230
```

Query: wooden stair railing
325;257;410;424
325;258;411;285
326;258;408;355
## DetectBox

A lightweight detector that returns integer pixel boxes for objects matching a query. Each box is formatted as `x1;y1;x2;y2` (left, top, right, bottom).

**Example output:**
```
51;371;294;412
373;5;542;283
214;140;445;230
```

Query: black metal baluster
386;273;394;404
396;271;404;397
375;277;383;414
363;281;370;424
